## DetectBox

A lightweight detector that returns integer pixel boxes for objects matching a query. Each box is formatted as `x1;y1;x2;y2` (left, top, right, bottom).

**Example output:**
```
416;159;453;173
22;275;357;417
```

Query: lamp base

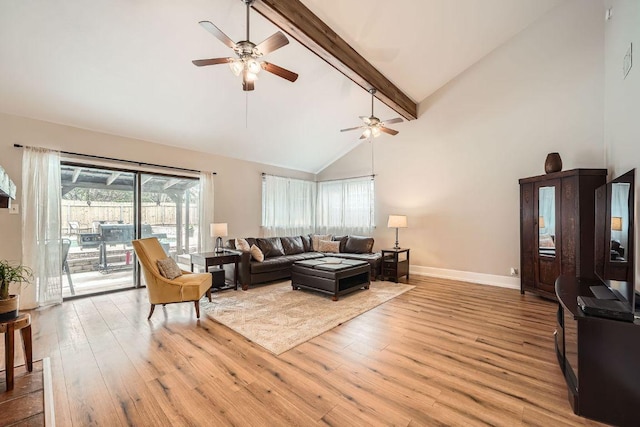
215;236;224;253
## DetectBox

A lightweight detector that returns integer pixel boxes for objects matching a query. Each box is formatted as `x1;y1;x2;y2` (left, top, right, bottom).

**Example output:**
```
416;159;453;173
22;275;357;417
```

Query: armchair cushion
157;257;182;279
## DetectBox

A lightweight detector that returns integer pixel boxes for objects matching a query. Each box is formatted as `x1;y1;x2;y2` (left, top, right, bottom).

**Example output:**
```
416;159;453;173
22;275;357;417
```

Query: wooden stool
0;313;33;391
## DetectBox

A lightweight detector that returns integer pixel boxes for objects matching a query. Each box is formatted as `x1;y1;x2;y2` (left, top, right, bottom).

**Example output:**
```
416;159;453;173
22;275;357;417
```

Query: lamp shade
611;217;623;231
538;216;545;229
210;223;228;237
387;215;408;228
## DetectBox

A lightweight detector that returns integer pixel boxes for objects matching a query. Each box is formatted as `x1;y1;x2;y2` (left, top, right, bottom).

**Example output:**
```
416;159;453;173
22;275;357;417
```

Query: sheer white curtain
21;147;62;308
316;177;374;236
262;175;315;237
199;171;215;252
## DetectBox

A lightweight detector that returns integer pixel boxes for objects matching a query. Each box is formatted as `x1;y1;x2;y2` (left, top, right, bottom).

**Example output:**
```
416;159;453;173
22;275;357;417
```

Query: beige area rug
201;280;414;355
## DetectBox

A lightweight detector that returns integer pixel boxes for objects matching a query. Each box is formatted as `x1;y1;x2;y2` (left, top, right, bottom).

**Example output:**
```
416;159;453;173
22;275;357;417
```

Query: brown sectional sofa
224;235;382;290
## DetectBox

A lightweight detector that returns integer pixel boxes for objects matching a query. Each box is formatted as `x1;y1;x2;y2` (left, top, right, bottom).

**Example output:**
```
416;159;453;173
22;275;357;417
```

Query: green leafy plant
0;260;33;300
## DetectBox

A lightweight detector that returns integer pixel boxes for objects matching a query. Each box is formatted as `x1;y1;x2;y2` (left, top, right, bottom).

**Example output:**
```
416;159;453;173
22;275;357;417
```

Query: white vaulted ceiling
0;0;562;173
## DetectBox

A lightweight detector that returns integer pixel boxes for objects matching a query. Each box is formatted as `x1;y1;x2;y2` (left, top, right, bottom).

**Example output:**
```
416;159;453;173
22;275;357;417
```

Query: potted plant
0;260;32;321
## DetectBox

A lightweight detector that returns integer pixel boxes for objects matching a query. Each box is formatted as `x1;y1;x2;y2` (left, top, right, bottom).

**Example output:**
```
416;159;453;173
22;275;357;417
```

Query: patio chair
62;238;75;295
132;238;211;320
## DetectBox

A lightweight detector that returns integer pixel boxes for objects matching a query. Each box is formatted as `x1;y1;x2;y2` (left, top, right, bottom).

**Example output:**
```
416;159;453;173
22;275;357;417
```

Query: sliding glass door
61;165;136;297
140;174;200;271
61;164;200;298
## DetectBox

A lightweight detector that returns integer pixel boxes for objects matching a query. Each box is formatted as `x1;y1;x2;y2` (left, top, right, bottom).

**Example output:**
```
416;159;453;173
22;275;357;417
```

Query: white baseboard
410;265;520;290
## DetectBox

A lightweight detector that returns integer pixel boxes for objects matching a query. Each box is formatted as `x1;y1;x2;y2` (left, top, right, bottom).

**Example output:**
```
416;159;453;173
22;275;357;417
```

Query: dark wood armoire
519;168;607;299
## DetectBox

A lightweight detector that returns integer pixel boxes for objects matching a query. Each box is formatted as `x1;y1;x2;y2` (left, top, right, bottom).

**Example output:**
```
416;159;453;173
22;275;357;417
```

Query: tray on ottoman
291;257;370;301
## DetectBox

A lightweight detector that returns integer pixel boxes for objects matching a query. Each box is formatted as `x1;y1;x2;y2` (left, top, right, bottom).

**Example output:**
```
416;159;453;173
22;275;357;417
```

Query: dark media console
555;276;640;426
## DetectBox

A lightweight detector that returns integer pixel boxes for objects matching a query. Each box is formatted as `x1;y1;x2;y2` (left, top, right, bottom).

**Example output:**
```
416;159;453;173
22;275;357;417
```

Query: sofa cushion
318;239;340;253
250;256;294;274
311;234;332;251
300;234;313;252
250;244;264;262
257;237;285;258
332;235;348;252
344;235;374;254
281;236;304;255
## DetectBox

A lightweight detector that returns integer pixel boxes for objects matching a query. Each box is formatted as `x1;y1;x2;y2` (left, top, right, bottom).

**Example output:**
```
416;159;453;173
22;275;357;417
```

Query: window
316;177;375;236
261;174;375;236
261;175;316;237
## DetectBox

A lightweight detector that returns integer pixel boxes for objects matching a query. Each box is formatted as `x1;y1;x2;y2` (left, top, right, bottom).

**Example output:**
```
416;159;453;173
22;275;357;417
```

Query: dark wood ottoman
291;257;370;301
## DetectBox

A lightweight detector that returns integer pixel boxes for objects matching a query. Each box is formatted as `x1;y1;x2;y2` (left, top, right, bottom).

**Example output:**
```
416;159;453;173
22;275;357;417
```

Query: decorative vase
0;294;19;321
545;152;562;174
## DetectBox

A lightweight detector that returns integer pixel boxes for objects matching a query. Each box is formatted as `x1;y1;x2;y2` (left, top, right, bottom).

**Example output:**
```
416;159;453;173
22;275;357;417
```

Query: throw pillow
250;244;264;262
311;234;332;251
235;238;251;252
317;239;340;253
156;257;182;280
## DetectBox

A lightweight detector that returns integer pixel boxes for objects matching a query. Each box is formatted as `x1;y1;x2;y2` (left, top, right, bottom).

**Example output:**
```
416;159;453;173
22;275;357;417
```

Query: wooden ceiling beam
252;0;417;120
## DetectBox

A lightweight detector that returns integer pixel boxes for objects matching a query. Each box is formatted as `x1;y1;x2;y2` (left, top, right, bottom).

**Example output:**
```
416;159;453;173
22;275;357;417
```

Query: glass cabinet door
538;186;556;257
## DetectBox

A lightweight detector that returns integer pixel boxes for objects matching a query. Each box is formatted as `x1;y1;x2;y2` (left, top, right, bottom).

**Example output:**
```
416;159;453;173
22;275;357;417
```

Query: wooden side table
381;248;410;282
190;251;240;291
1;313;33;391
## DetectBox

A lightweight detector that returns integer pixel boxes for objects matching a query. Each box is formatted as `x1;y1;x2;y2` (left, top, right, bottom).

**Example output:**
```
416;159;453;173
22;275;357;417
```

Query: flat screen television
593;169;635;308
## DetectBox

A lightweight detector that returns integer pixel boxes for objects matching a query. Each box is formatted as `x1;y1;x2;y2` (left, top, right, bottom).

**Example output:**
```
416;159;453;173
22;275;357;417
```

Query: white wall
604;0;640;290
318;0;605;285
0;113;314;262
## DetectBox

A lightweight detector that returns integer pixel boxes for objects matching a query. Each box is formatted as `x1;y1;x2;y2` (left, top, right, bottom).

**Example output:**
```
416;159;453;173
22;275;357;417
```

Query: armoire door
534;179;561;293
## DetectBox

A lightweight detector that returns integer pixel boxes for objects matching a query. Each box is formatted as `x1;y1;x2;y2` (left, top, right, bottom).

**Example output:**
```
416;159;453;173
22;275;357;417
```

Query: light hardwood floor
1;276;607;426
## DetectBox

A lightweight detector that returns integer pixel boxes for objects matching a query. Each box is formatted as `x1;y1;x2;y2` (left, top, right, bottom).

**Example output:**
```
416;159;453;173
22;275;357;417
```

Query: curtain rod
317;174;375;182
261;172;375;182
13;144;216;175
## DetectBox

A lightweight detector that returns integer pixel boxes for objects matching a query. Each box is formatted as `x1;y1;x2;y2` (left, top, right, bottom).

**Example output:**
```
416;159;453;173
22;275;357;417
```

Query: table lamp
210;223;228;253
387;215;408;249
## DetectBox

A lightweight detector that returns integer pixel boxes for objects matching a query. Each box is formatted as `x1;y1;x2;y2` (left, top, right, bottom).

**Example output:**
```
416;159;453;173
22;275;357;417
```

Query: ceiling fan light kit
341;88;403;139
192;0;298;91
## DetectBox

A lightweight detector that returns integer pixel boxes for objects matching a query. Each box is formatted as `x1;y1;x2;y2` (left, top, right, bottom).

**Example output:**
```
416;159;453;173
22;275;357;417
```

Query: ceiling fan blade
192;58;233;67
261;62;299;82
340;126;365;132
359;116;372;125
255;31;289;56
381;117;403;125
198;21;236;49
380;126;399;136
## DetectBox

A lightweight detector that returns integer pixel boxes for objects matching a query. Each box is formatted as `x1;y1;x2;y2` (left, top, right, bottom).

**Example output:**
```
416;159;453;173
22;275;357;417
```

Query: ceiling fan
192;0;298;91
340;89;403;139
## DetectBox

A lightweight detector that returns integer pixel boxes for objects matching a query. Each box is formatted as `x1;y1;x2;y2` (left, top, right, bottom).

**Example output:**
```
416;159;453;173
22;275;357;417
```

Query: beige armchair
132;238;211;320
